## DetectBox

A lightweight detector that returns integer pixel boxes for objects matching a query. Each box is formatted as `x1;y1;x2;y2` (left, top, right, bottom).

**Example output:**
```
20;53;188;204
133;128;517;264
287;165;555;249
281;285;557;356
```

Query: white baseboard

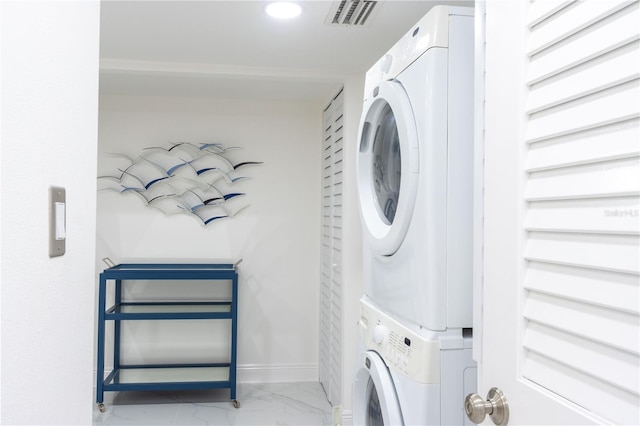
237;363;319;383
96;363;319;385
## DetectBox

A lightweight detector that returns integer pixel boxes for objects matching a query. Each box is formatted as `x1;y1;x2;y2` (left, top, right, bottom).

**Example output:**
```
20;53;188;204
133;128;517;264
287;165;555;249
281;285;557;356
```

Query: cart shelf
105;302;232;320
104;364;232;387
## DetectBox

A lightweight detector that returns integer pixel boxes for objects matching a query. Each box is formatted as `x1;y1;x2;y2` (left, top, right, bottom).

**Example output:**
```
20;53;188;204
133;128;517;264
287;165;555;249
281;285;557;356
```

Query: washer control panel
358;298;441;384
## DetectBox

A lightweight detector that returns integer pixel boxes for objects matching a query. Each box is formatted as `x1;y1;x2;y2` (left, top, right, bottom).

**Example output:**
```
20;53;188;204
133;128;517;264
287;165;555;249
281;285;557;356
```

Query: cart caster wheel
97;403;105;413
232;400;240;409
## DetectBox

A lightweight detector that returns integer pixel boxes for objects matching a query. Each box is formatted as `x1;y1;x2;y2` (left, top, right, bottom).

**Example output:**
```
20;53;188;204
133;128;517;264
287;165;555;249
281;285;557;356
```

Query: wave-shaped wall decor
97;142;262;225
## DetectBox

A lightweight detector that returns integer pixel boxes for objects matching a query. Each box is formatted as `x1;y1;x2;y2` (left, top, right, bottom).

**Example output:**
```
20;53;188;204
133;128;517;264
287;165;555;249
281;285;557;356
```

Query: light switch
49;187;66;257
54;202;66;240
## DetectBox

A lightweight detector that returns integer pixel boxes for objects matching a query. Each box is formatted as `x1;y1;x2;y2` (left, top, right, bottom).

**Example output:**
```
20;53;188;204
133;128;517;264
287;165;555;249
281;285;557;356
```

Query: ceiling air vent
325;0;379;27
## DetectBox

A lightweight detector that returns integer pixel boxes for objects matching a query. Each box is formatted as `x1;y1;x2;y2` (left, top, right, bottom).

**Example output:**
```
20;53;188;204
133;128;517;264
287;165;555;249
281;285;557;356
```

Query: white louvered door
481;1;639;424
320;88;344;406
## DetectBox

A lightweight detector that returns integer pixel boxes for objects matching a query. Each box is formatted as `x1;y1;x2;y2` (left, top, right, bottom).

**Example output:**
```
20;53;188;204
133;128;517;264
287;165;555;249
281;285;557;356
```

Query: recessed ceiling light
265;2;302;19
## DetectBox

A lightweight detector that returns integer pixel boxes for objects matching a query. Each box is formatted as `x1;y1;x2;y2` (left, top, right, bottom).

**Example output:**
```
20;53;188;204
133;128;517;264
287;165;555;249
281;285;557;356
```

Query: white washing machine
356;6;474;331
353;297;476;425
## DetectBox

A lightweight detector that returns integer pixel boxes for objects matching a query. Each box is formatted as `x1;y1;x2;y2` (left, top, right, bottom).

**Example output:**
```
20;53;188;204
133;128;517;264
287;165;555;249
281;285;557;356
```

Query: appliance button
379;54;393;74
373;324;388;345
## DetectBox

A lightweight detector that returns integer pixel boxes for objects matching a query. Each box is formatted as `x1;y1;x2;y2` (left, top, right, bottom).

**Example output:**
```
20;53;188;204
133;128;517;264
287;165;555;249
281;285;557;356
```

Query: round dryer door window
357;80;419;255
372;104;401;224
353;351;404;425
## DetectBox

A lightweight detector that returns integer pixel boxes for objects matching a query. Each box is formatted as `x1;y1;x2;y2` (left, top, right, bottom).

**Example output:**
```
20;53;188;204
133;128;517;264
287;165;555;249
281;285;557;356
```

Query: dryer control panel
358;298;442;384
363;5;472;99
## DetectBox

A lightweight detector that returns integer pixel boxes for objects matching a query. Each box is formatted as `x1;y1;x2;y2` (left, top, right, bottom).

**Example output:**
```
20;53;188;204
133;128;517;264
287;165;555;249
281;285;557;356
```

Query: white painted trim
237;363;319;384
100;58;344;83
472;0;486;364
95;363;319;388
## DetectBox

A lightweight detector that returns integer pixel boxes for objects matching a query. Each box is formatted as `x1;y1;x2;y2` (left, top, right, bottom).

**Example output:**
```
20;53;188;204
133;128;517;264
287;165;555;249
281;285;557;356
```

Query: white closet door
320;88;344;406
480;1;639;424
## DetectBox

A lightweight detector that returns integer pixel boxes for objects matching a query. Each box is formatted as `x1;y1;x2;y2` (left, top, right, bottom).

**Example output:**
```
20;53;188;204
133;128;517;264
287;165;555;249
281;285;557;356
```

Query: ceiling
99;0;473;103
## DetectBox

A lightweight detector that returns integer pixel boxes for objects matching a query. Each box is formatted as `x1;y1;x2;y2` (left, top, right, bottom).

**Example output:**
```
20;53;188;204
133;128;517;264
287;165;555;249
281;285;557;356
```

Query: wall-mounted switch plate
49;186;66;257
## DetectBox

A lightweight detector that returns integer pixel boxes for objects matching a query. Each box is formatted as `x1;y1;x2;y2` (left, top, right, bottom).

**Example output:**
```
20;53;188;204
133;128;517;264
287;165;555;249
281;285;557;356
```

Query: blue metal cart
95;262;239;412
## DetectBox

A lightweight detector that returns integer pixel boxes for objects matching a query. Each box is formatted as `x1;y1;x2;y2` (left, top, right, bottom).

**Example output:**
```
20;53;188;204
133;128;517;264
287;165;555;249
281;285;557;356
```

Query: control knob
379;54;393;74
373;324;388;345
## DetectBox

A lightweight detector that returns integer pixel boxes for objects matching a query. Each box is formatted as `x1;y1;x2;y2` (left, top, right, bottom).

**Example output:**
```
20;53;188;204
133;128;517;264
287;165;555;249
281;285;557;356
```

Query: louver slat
525;231;639;274
526;80;640;143
523;291;639;354
525;120;639;172
526;3;639;85
524;322;639;394
527;0;631;56
526;43;640;115
525;197;640;235
521;1;640;423
524;261;639;314
524;157;640;201
522;351;639;425
527;0;574;28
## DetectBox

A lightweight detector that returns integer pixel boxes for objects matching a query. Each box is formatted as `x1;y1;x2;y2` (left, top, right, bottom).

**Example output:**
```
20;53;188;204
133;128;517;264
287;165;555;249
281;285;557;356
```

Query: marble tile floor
93;382;334;426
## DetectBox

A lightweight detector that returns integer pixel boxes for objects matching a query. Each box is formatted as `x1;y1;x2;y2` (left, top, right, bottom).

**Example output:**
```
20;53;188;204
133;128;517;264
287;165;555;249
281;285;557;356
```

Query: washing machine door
353;350;404;425
357;80;419;256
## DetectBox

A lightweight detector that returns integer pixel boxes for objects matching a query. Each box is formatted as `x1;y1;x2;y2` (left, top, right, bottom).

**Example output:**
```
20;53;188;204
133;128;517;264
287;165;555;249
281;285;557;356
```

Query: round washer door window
353;351;404;425
357;80;419;255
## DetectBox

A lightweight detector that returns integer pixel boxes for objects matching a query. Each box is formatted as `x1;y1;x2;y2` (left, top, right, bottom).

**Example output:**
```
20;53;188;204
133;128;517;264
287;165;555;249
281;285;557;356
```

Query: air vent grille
326;0;378;26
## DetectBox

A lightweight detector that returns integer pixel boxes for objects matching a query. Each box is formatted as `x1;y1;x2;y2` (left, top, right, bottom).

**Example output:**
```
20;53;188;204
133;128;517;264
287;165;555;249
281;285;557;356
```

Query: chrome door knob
465;387;509;425
465;393;492;423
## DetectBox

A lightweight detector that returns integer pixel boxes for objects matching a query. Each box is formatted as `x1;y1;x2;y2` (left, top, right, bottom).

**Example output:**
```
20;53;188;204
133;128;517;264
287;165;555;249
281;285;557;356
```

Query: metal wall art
98;142;262;225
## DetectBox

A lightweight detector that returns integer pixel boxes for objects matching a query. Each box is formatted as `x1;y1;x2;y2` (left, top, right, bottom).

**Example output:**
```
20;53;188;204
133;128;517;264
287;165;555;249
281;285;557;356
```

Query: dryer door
353;350;404;425
357;80;419;256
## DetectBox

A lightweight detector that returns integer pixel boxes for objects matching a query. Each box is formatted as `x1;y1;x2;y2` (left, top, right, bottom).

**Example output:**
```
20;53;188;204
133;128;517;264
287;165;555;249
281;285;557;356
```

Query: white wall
0;1;100;424
96;94;322;380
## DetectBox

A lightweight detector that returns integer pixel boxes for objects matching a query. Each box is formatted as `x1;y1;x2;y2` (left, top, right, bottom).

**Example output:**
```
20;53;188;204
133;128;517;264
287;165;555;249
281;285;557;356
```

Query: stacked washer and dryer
353;6;476;426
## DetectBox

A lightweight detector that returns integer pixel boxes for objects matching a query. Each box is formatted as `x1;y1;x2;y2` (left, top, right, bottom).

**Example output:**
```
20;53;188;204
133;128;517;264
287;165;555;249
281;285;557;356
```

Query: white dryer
356;6;474;331
353;297;476;425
